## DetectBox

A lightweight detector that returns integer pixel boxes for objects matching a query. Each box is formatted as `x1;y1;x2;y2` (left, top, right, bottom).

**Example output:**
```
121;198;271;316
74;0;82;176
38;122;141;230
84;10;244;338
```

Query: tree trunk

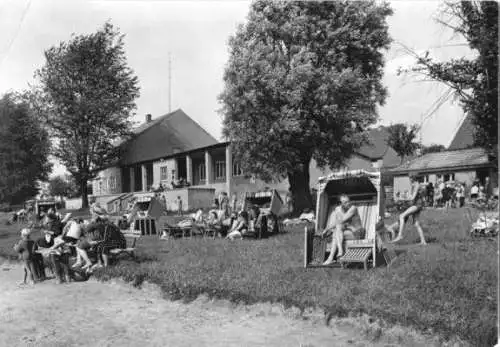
288;159;313;217
80;179;89;209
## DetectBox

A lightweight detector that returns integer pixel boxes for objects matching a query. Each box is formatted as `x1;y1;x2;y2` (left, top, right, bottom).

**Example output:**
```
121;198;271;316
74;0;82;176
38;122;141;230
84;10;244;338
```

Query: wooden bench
109;229;142;260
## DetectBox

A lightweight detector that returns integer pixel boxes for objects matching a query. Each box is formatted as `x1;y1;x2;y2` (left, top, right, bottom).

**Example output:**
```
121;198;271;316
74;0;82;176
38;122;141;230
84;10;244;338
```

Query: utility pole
419;113;423;145
168;52;172;113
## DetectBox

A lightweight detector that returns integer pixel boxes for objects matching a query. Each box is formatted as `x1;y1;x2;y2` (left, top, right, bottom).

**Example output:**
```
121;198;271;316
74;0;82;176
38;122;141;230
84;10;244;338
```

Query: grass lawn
0;208;497;345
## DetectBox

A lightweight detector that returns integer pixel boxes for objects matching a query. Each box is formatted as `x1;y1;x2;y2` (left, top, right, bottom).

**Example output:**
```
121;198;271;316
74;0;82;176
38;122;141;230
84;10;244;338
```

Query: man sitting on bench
321;194;365;265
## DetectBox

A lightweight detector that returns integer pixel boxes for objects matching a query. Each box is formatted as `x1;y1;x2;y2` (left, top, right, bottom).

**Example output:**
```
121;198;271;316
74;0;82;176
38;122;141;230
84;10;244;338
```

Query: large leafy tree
403;1;498;157
386;123;420;164
219;1;392;213
33;22;140;208
0;93;52;205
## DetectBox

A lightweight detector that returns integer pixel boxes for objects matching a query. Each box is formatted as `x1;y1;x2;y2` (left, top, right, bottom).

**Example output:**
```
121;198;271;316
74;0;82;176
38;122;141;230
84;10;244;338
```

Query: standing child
177;196;183;216
13;228;38;285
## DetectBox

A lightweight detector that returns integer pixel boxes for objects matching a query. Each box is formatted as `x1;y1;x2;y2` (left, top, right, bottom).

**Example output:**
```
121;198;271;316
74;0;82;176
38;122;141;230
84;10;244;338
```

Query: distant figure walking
177;196;183;216
456;183;465;208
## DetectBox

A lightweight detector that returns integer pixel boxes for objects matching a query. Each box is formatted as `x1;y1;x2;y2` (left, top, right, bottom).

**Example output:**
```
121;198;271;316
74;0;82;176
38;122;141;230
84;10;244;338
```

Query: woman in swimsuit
391;174;427;245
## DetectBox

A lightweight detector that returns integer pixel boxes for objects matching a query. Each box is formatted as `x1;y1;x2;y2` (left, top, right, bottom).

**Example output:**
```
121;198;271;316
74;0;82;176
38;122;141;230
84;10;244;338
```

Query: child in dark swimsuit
391;174;427;245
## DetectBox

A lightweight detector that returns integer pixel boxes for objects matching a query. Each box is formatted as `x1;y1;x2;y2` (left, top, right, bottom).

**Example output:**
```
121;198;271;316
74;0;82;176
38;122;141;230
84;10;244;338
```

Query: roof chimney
145;114;152;123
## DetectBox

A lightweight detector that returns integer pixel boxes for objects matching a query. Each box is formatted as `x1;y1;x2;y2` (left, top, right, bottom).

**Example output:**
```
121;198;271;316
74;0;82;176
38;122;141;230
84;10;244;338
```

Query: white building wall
152;159;177;188
92;167;122;196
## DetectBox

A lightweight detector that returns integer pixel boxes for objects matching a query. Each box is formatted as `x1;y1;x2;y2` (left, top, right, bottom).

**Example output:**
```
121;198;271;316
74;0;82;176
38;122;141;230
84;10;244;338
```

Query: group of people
166;200;278;241
13;204;127;286
320;174;430;265
397;177;498;210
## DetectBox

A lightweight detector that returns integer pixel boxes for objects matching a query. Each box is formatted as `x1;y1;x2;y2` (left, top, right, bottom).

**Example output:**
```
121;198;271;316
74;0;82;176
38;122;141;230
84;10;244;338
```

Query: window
171;169;176;181
416;175;430;183
198;163;206;181
232;162;243;177
160;166;168;181
215;160;226;180
98;181;103;194
443;173;455;182
109;176;117;190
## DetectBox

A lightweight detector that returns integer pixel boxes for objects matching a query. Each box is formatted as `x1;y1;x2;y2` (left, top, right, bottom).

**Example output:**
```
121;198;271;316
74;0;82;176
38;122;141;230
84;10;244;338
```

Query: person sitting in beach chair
321;194;365;265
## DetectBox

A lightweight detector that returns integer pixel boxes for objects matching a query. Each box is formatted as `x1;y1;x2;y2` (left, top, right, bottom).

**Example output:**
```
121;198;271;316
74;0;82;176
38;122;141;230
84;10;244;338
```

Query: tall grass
0;209;497;345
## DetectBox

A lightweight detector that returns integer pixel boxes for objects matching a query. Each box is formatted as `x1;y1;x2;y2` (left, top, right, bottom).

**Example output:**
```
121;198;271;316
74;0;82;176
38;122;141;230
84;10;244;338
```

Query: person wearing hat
13;228;39;285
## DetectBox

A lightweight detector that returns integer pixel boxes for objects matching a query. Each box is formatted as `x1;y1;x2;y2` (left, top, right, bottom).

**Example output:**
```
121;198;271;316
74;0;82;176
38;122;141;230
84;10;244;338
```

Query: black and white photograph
0;0;498;346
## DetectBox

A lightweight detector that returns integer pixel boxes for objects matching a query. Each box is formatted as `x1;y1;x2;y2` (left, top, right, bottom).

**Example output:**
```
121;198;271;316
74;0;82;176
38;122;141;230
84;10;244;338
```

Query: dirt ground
0;261;452;347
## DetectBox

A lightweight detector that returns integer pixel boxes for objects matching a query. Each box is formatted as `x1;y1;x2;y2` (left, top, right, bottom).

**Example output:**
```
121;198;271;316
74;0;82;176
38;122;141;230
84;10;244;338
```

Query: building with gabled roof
390;114;497;199
448;115;476;151
91;111;401;211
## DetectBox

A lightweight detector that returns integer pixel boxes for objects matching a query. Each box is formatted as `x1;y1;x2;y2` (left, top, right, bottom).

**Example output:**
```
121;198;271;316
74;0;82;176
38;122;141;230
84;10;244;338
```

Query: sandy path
0;262;444;347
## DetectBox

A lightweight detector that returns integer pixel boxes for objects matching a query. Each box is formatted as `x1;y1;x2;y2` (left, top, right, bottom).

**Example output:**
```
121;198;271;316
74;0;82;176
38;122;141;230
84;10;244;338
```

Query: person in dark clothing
426;182;434;206
44;209;63;237
35;230;72;284
94;221;126;268
118;215;130;230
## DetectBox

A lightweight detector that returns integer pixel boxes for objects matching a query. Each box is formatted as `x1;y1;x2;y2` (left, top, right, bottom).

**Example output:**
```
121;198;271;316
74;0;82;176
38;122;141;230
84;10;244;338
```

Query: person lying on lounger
321;194;365;265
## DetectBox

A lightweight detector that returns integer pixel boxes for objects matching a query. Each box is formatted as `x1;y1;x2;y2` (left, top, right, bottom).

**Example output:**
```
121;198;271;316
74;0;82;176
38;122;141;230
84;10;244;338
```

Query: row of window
416;173;456;183
158;162;244;182
98;176;117;193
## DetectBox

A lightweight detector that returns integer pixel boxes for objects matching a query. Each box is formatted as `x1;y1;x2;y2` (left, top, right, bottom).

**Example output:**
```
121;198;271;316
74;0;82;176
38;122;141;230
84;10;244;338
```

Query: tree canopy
219;0;392;212
48;175;79;198
0;93;52;205
386;123;420;164
33;22;140;207
403;1;498;157
421;143;446;155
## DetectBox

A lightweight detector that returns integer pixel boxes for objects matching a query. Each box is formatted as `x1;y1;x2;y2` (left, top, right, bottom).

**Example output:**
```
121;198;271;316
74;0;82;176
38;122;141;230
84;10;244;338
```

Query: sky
0;0;472;177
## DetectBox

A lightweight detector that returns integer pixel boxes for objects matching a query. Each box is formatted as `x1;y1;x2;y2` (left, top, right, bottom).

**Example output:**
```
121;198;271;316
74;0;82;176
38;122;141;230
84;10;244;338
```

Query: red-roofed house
91;110;401;211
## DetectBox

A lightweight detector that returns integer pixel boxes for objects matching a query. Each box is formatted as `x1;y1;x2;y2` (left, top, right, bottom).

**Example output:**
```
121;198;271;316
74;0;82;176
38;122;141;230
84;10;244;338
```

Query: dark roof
448;115;475;150
357;126;400;166
119;109;218;166
390;147;492;174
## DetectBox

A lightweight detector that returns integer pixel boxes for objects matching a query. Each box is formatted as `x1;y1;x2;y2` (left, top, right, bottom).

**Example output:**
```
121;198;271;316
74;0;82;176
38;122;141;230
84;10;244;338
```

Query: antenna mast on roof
168;52;172;113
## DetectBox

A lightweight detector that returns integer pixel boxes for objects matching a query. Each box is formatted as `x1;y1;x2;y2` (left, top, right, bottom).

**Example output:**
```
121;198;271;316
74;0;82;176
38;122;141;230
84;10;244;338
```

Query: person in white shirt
456;183;465;208
470;182;479;201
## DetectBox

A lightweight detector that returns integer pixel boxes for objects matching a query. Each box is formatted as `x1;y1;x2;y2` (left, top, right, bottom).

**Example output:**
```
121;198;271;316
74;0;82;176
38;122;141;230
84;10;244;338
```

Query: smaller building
391;147;497;198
